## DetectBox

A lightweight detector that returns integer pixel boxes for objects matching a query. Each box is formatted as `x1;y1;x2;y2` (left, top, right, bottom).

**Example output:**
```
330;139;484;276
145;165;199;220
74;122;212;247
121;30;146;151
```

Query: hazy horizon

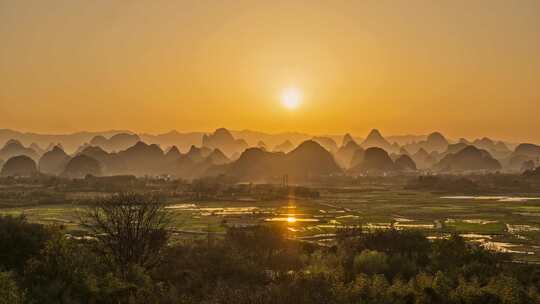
2;1;540;142
0;126;532;145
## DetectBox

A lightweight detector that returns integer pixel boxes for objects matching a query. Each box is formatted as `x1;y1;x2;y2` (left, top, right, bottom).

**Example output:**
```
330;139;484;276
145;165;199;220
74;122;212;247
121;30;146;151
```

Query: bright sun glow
281;88;302;110
287;216;297;223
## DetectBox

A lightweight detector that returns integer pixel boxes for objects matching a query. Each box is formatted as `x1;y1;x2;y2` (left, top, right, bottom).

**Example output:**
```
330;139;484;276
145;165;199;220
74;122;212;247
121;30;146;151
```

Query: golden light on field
281;88;302;110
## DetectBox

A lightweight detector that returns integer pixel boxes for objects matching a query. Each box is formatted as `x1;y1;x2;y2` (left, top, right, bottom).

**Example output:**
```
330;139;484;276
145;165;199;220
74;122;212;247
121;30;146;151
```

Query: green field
2;187;540;261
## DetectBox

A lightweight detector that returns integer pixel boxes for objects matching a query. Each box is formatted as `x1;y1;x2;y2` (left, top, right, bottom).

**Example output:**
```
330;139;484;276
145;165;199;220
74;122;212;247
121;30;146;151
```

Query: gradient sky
1;0;539;142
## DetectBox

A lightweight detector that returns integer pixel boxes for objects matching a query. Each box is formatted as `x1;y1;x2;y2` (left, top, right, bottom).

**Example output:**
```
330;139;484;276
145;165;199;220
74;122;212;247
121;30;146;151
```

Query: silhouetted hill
38;146;70;175
504;144;540;171
335;141;363;169
90;133;141;152
185;146;204;163
445;143;468;155
473;137;500;151
62;155;102;179
185;145;212;163
79;146;111;170
273;140;294;153
202;128;248;158
114;142;165;176
494;141;510;152
411;148;436;170
159;146;183;175
164;146;182;162
207;148;230;165
0;139;39;161
1;155;38;177
471;137;511;159
76;142;171;176
349;148;365;169
399;147;410;156
89;136;107;147
213;140;341;182
425;132;449;152
30;143;46;157
311;136;338;153
403;132;449;154
395;154;417;171
350;147;395;174
73;143;91;155
286;140;342;178
341;133;355;147
506;154;537;172
361;129;393;152
435;145;501;172
514;143;540;157
432;143;469;164
174;151;222;179
221;148;283;181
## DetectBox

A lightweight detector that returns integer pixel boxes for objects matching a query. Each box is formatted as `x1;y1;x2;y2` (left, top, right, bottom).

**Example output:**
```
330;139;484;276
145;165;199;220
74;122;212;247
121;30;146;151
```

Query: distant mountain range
0;128;519;154
0;129;133;154
0;127;538;180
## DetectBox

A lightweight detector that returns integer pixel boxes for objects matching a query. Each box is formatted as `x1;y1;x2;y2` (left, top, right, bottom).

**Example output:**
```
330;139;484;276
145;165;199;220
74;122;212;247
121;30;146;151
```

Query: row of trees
405;173;540;194
1;193;539;303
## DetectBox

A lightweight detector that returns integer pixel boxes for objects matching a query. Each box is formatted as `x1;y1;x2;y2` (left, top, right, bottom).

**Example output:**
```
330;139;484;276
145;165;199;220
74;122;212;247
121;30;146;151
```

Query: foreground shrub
0;271;25;304
0;215;51;273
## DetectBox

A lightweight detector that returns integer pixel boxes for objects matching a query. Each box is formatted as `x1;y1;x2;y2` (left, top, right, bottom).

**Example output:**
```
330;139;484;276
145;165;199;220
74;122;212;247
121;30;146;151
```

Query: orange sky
1;1;539;142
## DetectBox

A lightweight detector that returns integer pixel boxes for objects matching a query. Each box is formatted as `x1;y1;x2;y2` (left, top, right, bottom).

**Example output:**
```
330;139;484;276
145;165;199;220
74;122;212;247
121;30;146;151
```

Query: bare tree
80;192;171;275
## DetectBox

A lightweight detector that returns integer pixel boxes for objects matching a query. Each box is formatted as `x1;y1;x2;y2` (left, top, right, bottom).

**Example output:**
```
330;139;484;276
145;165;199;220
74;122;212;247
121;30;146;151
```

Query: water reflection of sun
286;187;297;224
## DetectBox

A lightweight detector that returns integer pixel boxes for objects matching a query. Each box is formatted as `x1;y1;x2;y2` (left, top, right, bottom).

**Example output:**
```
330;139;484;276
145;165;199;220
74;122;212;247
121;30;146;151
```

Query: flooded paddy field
2;188;540;262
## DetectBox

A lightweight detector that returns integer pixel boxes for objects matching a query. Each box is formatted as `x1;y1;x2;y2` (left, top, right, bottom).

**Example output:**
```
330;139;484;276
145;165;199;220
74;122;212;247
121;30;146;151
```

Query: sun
281;88;302;110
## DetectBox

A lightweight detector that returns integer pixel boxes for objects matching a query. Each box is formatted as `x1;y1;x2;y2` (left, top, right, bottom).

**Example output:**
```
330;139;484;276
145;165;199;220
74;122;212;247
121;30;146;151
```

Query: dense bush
0;271;25;304
0;215;51;273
